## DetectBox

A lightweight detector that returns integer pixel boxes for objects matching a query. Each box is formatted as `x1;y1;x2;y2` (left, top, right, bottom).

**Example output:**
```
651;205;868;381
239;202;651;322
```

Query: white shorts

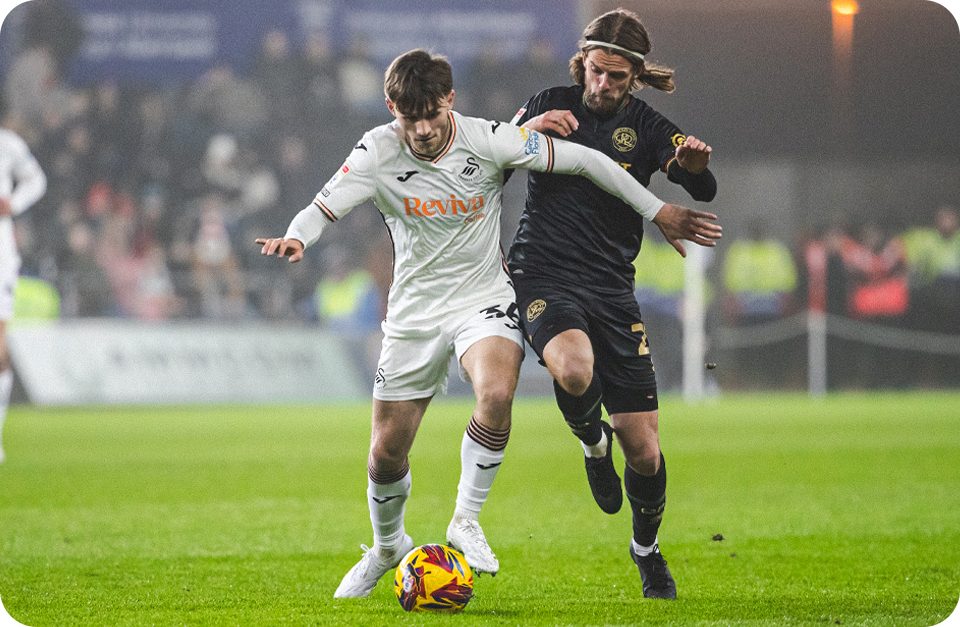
0;261;19;322
372;295;523;401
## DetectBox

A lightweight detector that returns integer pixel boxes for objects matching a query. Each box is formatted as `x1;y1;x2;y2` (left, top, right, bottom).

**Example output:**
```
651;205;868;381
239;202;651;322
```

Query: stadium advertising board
8;321;368;405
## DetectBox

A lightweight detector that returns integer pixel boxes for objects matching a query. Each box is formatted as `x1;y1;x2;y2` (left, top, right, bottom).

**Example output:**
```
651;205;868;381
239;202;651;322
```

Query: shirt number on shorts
481;303;520;330
631;322;651;356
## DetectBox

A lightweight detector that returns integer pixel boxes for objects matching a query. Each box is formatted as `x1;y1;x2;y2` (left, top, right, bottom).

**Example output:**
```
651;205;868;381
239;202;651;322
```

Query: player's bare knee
368;444;408;475
544;339;594;396
368;435;410;470
554;363;593;397
473;386;514;431
624;447;660;476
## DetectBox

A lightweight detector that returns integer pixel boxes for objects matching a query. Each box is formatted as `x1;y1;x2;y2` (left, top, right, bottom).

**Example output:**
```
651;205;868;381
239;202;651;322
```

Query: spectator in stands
60;221;114;317
312;244;381;334
299;33;344;121
201;133;280;238
272;134;319;236
190;192;247;319
462;39;516;121
721;221;798;388
20;0;84;80
130;240;181;321
297;34;353;160
802;222;856;390
251;28;303;133
188;62;268;141
4;46;71;137
903;205;960;386
837;222;909;388
337;36;384;119
89;83;140;185
904;205;960;329
94;211;143;317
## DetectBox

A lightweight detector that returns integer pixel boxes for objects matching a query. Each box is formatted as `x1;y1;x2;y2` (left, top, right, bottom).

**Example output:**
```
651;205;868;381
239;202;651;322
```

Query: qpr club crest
526;299;546;322
613;127;638;152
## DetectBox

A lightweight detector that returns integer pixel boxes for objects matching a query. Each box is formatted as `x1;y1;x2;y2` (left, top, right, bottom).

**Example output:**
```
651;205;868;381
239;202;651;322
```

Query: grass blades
1;393;958;626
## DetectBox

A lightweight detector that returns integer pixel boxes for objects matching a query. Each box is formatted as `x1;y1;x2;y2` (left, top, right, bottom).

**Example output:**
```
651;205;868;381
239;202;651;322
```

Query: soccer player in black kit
507;8;720;599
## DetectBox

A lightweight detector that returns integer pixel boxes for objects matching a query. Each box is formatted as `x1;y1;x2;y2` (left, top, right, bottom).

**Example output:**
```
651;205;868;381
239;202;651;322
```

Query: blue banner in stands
45;0;578;84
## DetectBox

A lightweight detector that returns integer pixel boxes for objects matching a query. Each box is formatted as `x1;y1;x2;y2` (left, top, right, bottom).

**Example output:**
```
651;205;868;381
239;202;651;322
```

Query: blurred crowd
636;206;960;391
4;2;566;330
4;3;959;391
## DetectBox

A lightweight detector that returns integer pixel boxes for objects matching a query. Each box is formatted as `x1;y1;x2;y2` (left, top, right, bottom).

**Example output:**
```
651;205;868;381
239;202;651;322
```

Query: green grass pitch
1;392;958;626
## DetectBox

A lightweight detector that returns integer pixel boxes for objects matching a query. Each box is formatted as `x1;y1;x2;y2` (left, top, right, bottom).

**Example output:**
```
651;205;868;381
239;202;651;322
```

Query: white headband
580;40;645;60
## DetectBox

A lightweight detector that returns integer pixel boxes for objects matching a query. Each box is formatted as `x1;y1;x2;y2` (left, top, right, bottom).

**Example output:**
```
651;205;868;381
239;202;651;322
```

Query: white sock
631;536;659;557
581;428;608;458
455;433;505;519
0;369;12;458
367;470;411;551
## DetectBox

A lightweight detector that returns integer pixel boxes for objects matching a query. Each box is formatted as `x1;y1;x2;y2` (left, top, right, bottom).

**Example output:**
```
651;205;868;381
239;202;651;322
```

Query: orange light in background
832;0;859;16
831;0;857;136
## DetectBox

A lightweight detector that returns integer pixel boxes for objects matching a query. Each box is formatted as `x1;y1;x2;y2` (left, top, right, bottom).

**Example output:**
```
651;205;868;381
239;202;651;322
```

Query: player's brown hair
569;8;675;93
384;50;454;118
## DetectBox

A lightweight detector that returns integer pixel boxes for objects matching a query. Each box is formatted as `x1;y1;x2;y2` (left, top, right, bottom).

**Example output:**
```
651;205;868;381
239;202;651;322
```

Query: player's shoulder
530;85;581;111
626;95;671;125
350;122;404;162
450;111;519;145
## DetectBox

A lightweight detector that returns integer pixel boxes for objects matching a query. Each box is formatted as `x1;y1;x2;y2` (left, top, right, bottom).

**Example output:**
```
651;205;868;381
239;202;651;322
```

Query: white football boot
333;534;414;598
446;516;499;576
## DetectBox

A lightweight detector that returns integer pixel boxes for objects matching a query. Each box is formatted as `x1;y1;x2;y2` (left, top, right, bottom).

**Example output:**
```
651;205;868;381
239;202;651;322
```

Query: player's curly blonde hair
569;8;675;93
384;49;454;119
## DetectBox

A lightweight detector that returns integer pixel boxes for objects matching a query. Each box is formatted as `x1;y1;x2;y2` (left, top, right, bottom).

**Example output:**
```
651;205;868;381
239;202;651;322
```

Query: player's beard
584;90;625;116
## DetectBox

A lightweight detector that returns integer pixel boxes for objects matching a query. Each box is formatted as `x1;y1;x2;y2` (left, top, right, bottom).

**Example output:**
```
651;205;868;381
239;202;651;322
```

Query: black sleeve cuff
666;158;717;202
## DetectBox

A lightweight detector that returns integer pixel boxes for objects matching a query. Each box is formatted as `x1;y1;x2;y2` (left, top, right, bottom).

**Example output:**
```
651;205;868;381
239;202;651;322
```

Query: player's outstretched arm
652;204;722;258
255;237;305;263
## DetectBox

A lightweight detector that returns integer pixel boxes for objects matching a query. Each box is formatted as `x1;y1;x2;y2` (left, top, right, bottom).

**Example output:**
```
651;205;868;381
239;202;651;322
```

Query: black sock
624;452;666;547
553;377;603;445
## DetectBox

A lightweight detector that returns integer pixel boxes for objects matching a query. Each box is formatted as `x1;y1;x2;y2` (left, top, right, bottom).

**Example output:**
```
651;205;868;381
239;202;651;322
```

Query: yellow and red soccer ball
394;544;474;613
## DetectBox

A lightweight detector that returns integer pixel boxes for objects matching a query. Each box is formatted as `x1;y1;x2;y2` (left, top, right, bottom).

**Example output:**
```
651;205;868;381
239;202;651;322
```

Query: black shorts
514;276;658;414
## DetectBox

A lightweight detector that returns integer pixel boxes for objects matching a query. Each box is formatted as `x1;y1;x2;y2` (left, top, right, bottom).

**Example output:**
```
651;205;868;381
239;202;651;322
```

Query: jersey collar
409;112;457;164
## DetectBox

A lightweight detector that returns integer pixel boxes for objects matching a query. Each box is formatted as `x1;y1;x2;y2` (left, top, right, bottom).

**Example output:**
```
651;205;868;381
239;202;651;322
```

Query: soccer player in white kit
257;49;719;598
0;126;47;463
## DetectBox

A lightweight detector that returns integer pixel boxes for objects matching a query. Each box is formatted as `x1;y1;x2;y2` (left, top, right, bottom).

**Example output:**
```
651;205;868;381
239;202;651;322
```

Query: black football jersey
506;85;716;294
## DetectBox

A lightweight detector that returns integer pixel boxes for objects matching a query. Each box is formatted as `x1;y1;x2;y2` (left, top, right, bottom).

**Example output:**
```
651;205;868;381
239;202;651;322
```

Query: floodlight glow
832;0;859;16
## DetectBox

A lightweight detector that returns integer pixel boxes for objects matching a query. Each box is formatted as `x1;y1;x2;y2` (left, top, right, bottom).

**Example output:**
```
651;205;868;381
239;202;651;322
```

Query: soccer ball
394;544;474;613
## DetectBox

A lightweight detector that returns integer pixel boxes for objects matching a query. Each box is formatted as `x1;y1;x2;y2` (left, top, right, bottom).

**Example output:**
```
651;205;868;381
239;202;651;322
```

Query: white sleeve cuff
284;204;329;248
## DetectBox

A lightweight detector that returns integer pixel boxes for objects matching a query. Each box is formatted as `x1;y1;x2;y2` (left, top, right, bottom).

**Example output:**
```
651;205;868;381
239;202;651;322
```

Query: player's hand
255;237;305;263
675;135;712;174
0;198;12;218
651;204;722;257
522;110;579;137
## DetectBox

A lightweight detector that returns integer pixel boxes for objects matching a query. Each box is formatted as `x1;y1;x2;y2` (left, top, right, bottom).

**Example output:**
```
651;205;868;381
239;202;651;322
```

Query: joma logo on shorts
404;195;485;217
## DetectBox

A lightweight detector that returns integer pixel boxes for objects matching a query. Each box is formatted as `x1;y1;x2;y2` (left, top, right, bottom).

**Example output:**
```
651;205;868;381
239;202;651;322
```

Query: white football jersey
0;129;47;273
293;111;557;327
